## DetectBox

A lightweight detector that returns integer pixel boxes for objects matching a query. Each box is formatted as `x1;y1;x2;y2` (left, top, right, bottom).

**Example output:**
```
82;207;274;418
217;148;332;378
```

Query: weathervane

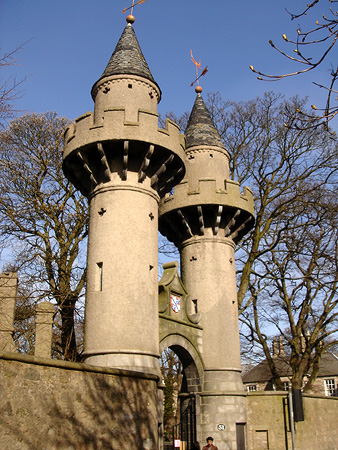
122;0;147;23
190;50;208;93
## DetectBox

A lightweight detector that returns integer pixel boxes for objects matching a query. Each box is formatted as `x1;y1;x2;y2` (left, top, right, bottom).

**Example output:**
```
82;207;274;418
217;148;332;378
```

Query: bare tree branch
250;1;338;129
0;112;88;361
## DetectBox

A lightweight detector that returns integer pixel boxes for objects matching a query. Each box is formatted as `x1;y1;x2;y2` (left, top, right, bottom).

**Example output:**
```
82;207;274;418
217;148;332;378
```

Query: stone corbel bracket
159;178;255;245
63;109;186;198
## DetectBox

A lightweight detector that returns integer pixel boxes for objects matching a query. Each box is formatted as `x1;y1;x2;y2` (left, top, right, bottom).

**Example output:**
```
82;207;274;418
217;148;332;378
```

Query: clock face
170;294;181;313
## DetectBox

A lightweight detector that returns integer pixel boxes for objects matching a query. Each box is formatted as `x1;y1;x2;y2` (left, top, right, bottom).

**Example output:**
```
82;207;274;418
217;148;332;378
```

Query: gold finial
122;0;147;22
190;50;208;93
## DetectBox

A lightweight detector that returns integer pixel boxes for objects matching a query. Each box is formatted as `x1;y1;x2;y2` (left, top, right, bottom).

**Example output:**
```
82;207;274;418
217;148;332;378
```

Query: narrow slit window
97;262;103;291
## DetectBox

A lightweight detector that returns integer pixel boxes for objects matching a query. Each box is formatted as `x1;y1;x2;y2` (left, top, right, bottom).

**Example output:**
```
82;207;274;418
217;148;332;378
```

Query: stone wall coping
0;351;159;382
199;391;247;397
204;368;243;373
247;391;287;397
247;390;338;400
302;393;338;400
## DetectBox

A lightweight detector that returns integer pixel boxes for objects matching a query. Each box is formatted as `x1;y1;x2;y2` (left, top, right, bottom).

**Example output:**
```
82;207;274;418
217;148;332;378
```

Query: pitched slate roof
317;353;338;376
243;358;292;383
185;93;225;150
94;23;160;94
242;353;338;383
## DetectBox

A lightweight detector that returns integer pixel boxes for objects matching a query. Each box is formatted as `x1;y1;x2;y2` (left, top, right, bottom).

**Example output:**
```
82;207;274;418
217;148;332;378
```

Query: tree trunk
60;300;78;361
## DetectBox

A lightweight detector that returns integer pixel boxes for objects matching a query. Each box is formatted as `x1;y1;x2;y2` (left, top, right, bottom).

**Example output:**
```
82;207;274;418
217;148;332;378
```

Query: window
324;379;336;397
283;381;289;391
97;262;103;291
246;384;257;392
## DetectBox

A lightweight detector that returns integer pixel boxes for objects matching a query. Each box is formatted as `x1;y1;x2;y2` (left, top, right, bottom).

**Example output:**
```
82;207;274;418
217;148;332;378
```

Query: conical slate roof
185;93;225;150
99;23;158;86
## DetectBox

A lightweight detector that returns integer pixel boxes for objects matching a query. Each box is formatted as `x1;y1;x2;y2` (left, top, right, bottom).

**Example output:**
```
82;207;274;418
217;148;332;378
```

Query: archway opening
160;344;201;448
160;348;183;441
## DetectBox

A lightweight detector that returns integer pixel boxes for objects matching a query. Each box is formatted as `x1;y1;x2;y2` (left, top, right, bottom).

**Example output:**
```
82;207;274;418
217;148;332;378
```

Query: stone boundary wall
0;352;160;450
247;391;338;450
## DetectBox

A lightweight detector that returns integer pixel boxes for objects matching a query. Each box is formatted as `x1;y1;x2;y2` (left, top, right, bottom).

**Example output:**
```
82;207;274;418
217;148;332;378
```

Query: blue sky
1;0;331;122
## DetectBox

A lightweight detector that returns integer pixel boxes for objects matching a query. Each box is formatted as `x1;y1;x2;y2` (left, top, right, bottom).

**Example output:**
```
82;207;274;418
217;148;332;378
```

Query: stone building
243;352;338;397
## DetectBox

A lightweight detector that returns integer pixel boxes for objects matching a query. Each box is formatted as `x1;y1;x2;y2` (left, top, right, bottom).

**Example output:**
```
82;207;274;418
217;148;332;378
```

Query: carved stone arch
160;333;203;393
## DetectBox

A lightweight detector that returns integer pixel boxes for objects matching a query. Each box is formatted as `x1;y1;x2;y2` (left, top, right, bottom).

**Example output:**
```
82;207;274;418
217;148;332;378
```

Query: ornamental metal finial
190;50;208;93
122;0;147;23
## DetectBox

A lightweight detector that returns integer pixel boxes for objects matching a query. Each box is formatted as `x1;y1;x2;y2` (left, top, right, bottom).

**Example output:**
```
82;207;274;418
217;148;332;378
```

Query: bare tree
160;348;182;441
0;112;88;361
205;91;338;389
241;192;338;389
250;0;338;128
13;284;36;355
0;43;28;128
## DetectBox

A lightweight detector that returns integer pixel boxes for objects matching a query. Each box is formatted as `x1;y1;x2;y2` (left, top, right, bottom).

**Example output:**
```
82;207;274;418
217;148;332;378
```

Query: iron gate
172;394;196;450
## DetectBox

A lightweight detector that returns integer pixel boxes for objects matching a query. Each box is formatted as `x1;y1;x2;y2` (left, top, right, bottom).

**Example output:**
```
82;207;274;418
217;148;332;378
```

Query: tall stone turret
159;91;255;447
63;18;185;375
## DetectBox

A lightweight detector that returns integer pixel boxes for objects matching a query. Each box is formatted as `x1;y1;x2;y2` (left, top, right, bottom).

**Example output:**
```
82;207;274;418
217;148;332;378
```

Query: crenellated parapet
159;178;255;246
63;108;184;152
63;108;186;197
161;178;254;211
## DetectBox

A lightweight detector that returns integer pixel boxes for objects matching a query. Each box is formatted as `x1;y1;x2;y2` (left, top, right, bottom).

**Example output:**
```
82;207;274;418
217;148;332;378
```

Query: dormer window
246;384;257;392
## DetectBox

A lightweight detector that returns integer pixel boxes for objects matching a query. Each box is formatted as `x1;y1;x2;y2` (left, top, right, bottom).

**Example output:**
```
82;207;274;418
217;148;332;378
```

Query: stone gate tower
63;13;254;449
159;89;255;448
63;17;185;376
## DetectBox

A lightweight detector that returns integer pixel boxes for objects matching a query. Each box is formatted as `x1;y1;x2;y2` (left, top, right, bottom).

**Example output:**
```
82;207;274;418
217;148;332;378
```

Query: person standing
202;436;218;450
